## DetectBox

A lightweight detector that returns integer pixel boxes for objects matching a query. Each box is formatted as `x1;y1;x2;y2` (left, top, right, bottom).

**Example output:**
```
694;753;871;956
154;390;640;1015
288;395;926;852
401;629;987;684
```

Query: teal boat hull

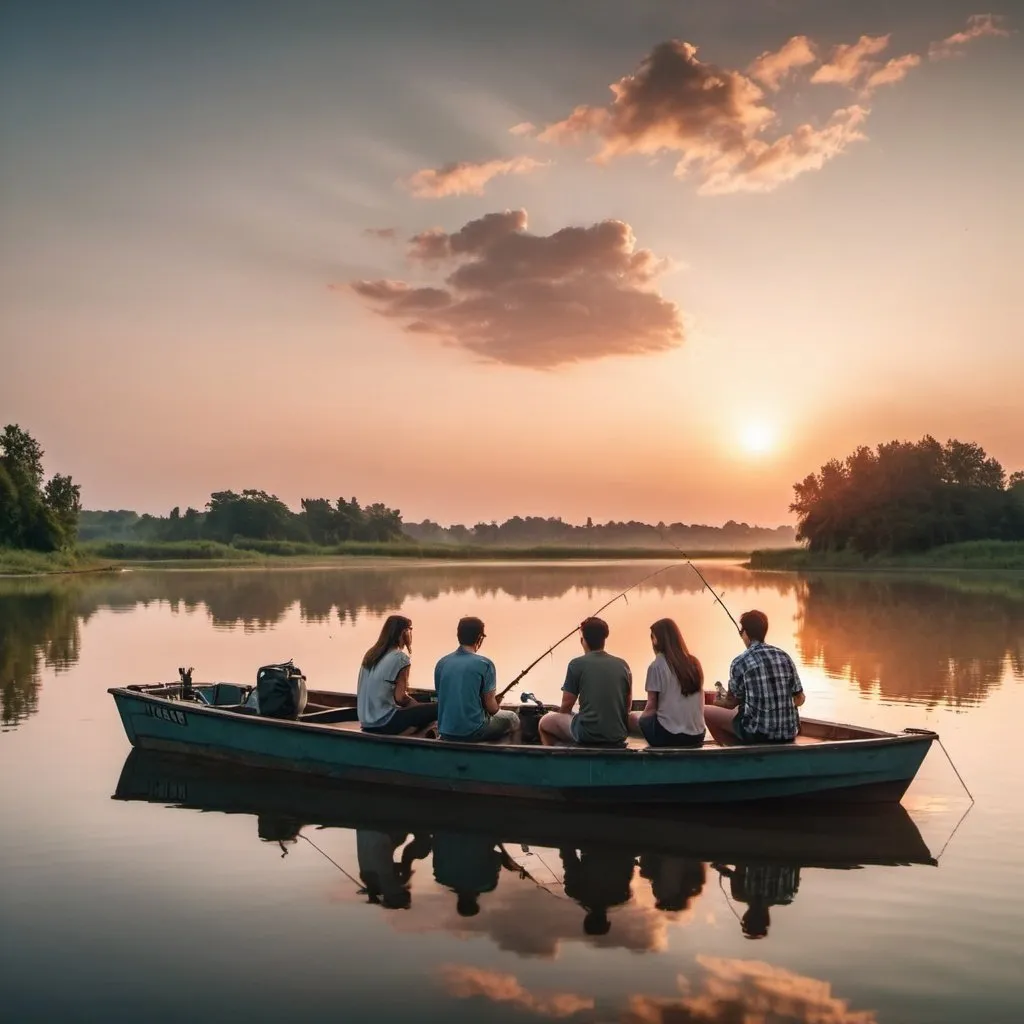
108;686;935;806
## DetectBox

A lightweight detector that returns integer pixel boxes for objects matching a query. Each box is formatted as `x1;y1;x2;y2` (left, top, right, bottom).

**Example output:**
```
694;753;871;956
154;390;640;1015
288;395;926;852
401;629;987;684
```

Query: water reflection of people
257;814;302;857
712;862;800;938
356;829;432;910
639;854;706;912
432;832;522;916
560;846;636;935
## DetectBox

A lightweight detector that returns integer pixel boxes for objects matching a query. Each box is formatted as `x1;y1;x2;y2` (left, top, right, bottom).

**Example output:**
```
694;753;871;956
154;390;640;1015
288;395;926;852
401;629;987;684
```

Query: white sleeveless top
645;653;705;735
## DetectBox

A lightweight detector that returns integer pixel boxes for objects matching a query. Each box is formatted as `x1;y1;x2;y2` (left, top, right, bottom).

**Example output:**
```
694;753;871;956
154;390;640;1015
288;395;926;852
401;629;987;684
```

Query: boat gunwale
107;686;937;759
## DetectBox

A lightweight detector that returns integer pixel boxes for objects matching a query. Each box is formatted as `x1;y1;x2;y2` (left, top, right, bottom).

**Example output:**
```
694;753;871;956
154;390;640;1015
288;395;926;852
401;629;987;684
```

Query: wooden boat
108;680;938;806
113;748;937;867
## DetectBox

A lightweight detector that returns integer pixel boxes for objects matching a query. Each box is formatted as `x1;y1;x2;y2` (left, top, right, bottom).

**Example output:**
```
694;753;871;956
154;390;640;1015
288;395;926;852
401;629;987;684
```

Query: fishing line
902;729;975;804
655;526;742;635
298;832;365;891
496;561;683;701
716;872;743;922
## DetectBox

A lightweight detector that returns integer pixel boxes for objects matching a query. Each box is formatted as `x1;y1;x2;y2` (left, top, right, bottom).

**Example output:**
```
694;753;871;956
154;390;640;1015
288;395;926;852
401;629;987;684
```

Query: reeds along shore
2;541;753;575
748;540;1024;571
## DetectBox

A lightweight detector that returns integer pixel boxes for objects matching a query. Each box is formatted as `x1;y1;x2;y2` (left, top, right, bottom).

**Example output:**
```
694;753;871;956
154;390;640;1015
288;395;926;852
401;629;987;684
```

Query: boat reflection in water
114;749;935;944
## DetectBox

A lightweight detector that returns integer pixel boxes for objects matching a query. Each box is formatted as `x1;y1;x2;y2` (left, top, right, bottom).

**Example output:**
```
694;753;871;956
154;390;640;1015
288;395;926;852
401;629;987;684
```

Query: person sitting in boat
538;617;631;747
432;832;524;916
703;610;805;746
711;862;800;938
357;615;438;736
560;845;636;936
434;617;520;743
627;617;707;748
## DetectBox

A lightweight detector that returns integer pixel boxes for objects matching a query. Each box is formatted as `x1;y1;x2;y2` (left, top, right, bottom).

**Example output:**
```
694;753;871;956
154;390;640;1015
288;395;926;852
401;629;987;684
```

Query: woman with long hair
357;614;438;735
628;617;706;748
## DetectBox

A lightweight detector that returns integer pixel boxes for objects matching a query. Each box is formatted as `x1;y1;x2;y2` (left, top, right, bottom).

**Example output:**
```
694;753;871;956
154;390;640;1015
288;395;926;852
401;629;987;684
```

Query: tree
0;424;81;550
791;437;1024;556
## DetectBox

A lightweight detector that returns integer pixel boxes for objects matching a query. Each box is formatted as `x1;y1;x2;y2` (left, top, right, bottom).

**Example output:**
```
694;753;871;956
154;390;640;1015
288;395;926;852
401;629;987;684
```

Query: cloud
540;41;775;162
863;53;921;92
509;121;537;136
404;156;545;198
540;39;867;195
929;13;1012;60
440;966;594;1019
624;958;879;1024
811;34;891;86
748;35;818;90
363;227;397;240
700;105;868;195
348;209;683;369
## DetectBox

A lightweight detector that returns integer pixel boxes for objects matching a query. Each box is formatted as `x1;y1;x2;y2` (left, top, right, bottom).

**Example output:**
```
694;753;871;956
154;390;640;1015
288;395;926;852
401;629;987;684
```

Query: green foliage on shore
749;540;1024;571
83;538;749;565
790;437;1024;557
0;425;82;552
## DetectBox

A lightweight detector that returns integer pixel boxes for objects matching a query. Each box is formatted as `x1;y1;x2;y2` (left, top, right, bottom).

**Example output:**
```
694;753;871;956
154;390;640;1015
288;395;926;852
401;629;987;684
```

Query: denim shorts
446;708;520;743
733;716;795;745
638;714;705;749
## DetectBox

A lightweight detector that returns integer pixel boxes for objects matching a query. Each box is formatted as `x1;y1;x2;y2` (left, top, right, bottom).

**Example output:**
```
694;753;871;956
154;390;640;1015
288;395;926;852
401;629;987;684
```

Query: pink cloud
810;34;892;86
509;121;537;136
540;39;869;195
863;53;922;92
700;105;868;195
404;156;545;198
440;966;594;1019
748;35;818;91
347;210;683;369
929;13;1013;60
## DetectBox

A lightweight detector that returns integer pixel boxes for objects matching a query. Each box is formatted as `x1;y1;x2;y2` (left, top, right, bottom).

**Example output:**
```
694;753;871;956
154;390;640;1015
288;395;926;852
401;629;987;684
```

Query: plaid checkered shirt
727;641;803;740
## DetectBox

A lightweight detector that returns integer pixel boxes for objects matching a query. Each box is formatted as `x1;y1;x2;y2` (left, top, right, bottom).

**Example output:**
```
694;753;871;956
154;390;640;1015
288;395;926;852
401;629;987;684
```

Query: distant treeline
79;491;406;546
403;516;795;550
79;495;796;551
791;437;1024;556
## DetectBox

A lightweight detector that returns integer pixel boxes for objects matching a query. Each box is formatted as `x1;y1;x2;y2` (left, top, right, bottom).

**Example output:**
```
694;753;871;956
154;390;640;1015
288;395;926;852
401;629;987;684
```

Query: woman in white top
628;617;706;748
357;615;438;735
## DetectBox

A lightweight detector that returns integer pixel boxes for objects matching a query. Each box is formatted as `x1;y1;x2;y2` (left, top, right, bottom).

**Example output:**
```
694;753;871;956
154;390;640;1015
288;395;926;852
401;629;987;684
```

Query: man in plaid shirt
704;610;805;745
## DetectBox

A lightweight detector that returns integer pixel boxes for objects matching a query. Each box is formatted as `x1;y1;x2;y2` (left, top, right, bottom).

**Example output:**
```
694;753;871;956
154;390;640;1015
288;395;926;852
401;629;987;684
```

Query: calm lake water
1;561;1022;1023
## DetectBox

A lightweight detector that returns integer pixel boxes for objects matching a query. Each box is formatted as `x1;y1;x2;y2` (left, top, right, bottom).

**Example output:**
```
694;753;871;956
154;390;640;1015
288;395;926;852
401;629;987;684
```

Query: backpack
255;660;308;720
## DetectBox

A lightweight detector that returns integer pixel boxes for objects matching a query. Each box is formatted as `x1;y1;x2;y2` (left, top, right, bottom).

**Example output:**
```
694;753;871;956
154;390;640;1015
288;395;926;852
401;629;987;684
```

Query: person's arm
392;665;413;706
720;656;744;709
559;660;580;714
641;660;660;718
481;659;499;716
790;656;805;708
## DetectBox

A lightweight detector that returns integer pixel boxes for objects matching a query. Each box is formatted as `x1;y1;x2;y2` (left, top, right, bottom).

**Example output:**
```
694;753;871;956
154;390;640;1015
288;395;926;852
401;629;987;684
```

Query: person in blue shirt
434;617;520;742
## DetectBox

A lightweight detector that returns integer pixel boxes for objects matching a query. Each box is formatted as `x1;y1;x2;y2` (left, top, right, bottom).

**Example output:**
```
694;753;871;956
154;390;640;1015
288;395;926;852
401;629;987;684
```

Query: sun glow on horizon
739;422;778;456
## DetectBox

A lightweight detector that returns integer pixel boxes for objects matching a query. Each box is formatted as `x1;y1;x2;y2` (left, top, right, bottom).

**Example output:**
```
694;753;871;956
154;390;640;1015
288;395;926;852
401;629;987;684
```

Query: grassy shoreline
1;541;752;576
748;540;1024;571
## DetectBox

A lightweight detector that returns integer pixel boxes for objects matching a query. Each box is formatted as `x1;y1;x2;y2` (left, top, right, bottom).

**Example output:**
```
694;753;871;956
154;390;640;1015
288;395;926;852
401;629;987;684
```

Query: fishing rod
495;561;682;701
654;527;742;636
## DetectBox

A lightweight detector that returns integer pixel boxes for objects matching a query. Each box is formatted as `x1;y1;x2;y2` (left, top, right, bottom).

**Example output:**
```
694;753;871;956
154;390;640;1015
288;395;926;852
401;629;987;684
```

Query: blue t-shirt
434;648;497;739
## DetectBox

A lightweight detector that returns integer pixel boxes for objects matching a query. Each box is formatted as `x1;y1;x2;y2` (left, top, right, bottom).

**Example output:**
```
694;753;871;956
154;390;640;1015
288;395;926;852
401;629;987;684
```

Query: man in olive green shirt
539;617;632;746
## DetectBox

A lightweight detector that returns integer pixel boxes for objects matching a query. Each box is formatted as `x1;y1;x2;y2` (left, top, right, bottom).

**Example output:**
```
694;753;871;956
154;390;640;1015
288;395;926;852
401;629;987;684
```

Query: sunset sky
1;1;1021;526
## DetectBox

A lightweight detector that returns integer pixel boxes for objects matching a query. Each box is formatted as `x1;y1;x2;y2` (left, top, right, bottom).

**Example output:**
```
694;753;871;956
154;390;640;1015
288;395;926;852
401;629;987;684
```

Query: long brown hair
650;618;703;696
362;615;411;670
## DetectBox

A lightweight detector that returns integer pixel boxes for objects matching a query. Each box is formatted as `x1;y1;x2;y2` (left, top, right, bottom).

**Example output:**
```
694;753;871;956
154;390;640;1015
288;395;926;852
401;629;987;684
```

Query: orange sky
1;2;1021;526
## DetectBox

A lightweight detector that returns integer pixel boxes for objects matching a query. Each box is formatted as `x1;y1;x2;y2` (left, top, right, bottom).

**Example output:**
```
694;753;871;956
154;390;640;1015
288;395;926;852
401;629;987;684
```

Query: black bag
255;660;308;720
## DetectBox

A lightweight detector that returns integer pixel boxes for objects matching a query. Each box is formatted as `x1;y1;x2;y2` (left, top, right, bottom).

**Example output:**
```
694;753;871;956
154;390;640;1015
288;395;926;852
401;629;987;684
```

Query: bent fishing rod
654;526;742;635
495;561;682;701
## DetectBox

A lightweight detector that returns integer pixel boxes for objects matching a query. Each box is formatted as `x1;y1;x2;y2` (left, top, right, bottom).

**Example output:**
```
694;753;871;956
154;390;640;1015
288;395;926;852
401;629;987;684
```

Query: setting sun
740;422;777;456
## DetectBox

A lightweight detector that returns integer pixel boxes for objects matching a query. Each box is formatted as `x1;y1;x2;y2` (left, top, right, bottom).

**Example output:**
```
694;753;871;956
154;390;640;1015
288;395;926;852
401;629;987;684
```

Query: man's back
435;648;496;739
728;642;802;740
564;650;631;744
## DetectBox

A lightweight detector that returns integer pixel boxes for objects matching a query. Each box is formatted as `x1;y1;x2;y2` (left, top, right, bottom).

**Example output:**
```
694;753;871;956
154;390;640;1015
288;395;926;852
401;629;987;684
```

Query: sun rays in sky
0;2;1020;525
